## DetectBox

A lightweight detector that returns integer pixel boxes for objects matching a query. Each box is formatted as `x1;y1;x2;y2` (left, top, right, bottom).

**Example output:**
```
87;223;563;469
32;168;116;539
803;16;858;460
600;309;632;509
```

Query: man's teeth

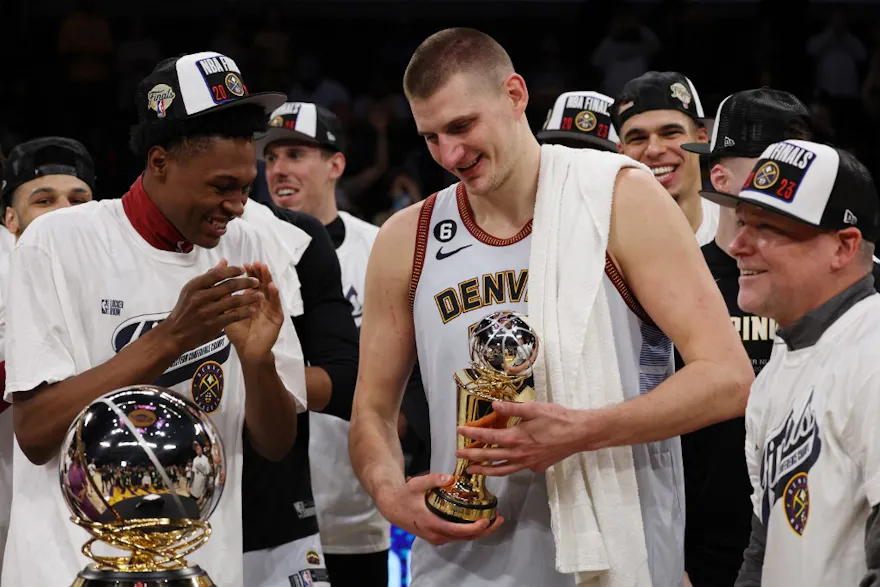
652;166;675;176
741;270;764;276
459;156;480;170
277;188;296;196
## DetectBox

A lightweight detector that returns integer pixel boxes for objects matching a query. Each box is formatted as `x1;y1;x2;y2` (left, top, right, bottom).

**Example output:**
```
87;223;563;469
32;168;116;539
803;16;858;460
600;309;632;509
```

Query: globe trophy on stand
60;385;225;587
425;310;540;524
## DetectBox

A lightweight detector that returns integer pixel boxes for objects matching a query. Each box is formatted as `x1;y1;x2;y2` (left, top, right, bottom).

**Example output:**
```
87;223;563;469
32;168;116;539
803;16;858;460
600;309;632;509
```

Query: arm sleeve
286;211;359;421
735;514;767;587
4;242;77;400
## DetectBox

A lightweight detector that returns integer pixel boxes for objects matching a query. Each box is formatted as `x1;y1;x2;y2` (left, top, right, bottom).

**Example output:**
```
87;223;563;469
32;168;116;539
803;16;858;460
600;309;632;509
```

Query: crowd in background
3;0;880;225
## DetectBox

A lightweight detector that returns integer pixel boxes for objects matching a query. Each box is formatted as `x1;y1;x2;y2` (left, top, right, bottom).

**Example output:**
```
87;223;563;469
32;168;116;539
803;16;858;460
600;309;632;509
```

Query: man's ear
329;152;346;181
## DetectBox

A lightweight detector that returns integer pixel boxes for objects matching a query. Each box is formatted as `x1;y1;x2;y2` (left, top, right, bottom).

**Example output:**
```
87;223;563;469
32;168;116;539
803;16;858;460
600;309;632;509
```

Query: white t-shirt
0;225;14;257
310;211;391;554
0;243;11;581
240;200;311;318
745;293;880;587
0;199;307;587
695;198;720;247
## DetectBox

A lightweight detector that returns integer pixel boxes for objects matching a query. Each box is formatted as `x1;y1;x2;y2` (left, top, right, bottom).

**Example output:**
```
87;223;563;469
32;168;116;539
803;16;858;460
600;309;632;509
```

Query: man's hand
376;473;504;545
161;259;263;356
456;401;596;476
225;262;285;363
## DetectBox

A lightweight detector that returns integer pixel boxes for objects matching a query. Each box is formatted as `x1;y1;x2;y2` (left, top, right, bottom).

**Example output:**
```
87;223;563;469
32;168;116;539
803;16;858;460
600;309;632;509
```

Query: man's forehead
20;174;91;195
411;73;493;131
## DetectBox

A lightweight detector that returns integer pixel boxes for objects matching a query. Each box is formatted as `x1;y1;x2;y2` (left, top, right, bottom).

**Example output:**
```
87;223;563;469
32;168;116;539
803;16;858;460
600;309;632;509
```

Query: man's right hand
376;473;504;545
161;259;264;355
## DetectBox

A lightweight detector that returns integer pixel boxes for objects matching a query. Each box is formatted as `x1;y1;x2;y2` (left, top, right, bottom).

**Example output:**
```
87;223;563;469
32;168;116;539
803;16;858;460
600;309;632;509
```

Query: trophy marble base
426;484;498;524
72;565;215;587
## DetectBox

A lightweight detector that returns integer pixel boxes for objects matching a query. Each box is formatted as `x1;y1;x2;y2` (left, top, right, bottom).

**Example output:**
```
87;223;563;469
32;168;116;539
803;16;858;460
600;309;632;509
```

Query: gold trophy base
72;564;214;586
425;484;498;524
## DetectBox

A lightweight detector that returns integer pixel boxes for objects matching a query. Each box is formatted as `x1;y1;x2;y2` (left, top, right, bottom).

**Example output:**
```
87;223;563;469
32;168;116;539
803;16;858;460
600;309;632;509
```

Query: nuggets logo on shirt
192;361;224;413
760;389;821;536
112;312;232;410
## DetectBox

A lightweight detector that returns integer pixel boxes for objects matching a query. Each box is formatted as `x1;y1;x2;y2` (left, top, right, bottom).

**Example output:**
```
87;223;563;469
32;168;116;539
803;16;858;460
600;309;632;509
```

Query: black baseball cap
537;91;619;152
612;71;705;134
136;51;286;124
682;88;811;158
256;102;346;158
703;140;880;243
1;137;96;205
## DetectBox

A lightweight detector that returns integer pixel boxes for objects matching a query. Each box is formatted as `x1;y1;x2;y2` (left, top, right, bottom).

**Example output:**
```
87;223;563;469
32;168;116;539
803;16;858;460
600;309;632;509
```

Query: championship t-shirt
0;200;307;587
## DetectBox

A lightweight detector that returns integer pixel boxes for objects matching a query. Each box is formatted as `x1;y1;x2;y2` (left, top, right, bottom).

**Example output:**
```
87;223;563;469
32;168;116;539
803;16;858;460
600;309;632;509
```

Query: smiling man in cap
613;71;719;246
0;135;96;580
1;52;307;587
707;141;880;587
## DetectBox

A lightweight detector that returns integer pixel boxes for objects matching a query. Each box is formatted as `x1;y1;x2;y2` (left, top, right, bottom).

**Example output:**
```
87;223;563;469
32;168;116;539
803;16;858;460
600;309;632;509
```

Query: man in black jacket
241;199;359;587
676;87;812;587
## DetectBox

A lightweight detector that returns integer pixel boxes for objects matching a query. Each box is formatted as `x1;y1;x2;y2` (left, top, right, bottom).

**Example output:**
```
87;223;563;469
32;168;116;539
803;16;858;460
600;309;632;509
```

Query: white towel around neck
527;144;653;587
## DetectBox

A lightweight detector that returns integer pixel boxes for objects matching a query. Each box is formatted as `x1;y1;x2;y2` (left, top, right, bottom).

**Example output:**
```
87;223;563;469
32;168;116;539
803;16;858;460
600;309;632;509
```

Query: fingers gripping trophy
60;385;225;587
425;311;540;524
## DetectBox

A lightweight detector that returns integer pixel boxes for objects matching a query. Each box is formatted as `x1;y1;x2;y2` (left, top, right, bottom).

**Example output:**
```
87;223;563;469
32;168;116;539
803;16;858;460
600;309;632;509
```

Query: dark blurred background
4;0;880;224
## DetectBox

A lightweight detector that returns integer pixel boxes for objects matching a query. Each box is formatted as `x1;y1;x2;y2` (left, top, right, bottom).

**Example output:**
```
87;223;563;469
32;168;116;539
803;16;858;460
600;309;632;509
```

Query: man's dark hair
129;104;267;165
403;27;514;100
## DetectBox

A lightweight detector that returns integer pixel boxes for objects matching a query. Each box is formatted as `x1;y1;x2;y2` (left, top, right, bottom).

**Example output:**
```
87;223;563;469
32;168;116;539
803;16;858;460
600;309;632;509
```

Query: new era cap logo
746;142;817;204
724;136;735;148
844;209;858;225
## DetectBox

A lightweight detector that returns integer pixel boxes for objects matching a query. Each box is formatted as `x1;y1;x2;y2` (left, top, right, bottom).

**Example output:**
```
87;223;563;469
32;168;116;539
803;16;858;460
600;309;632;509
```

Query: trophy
59;385;225;587
426;311;540;524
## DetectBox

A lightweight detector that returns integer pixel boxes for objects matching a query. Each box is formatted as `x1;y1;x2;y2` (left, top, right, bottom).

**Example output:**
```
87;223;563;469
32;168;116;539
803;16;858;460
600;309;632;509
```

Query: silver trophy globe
60;385;225;587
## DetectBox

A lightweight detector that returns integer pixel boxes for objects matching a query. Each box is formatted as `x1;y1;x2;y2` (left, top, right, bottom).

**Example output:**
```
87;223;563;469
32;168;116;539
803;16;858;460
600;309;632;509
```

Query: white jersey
695;198;720;247
745;294;880;587
310;211;391;554
410;184;683;587
0;200;307;587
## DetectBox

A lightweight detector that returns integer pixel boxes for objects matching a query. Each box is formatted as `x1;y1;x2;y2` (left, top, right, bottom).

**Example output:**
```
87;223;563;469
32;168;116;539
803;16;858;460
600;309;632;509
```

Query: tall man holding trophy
349;28;753;587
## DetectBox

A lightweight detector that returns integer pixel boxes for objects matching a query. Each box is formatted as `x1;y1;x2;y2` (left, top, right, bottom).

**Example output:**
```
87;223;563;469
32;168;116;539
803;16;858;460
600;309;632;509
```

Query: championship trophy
425;311;540;524
60;385;225;587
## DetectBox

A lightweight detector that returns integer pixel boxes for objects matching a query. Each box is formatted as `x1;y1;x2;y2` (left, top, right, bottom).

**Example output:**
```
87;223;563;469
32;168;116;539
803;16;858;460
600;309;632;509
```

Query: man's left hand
224;262;284;362
456;401;594;476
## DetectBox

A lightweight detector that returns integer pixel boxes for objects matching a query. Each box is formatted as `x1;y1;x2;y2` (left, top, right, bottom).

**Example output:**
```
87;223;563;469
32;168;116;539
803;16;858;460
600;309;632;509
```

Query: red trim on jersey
0;362;9;415
121;175;194;253
410;194;437;312
456;183;532;247
604;254;655;327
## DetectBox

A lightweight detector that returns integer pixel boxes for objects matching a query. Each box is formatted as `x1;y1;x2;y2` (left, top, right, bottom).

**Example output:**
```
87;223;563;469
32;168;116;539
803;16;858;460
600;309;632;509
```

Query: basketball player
701;141;880;587
677;88;812;587
260;102;391;586
1;52;307;587
349;28;752;587
0;136;96;579
612;71;720;246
